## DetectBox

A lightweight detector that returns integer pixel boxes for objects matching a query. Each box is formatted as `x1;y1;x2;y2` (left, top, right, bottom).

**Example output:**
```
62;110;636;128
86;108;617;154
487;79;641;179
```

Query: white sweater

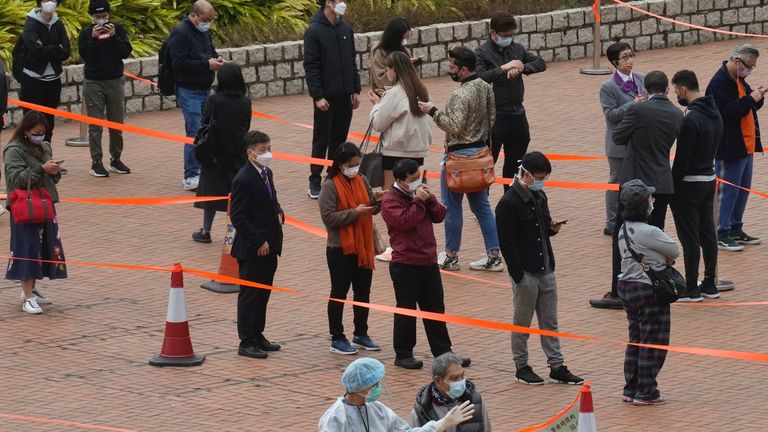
369;84;432;159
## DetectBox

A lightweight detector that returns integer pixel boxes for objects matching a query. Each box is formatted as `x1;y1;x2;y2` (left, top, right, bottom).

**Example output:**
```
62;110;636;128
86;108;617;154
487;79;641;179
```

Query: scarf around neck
332;174;375;269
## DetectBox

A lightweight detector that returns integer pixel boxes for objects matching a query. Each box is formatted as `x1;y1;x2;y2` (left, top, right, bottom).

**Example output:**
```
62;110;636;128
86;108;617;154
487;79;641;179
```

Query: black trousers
611;193;673;295
237;255;278;347
491;112;531;191
326;247;372;341
20;75;62;143
309;95;353;185
390;262;452;359
671;181;717;289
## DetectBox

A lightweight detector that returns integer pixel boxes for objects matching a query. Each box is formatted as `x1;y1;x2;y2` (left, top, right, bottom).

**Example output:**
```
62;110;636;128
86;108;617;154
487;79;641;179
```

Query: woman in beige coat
369;17;421;90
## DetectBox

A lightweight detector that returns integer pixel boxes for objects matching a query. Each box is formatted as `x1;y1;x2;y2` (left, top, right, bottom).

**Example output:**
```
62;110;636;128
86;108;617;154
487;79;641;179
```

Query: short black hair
448;46;476;72
490;12;517;33
393;158;419;181
216;62;246;97
245;130;270;148
644;70;669;94
520;151;552;175
671;69;699;92
327;142;361;178
605;41;632;67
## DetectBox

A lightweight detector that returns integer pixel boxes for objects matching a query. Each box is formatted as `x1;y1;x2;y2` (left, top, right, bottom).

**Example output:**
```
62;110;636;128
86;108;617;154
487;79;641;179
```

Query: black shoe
59;167;68;175
603;228;613;236
515;365;544;385
589;292;623;309
699;277;720;299
109;158;131;174
394;356;423;370
549;365;584;385
450;352;471;367
257;337;281;352
192;229;212;244
308;182;321;199
90;161;109;177
238;345;267;359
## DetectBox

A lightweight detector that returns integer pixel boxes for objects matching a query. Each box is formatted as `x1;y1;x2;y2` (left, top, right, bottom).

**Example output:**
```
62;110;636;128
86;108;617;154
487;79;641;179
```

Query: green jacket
4;139;61;208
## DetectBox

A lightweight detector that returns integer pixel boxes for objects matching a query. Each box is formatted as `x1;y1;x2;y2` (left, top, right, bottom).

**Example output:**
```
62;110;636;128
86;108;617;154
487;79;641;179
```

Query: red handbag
9;176;56;224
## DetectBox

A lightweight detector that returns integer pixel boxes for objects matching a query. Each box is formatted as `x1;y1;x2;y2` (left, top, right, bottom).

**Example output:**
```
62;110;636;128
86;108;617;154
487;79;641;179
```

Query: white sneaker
183;176;200;191
438;251;447;265
0;206;6;216
375;247;393;262
469;254;504;272
22;297;43;314
20;290;52;305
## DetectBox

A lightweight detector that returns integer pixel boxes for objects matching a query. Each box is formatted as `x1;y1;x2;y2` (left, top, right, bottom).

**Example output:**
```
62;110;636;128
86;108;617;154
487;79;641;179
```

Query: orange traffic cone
576;383;596;432
201;195;240;294
149;263;206;366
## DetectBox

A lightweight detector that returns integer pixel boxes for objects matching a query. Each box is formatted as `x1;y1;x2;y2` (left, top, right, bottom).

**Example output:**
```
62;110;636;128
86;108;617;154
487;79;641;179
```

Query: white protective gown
319;397;439;432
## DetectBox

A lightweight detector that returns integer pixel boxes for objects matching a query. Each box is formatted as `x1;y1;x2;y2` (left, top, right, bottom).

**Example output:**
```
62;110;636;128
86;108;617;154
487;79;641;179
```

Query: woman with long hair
192;62;252;243
4;111;66;314
318;142;383;355
369;16;420;90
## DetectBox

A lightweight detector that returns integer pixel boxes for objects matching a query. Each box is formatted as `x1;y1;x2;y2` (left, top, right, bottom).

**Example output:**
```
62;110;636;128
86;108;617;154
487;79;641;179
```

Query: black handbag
358;120;384;188
193;101;216;167
622;223;684;304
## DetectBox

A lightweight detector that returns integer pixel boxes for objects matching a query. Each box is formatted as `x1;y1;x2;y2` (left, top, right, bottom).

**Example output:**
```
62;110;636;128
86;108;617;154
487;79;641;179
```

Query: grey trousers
511;272;564;369
84;77;125;162
605;157;624;231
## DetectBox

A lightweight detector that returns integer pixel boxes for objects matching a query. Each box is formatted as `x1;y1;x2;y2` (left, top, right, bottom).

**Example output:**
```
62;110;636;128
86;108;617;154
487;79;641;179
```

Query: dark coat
411;381;487;432
705;60;764;160
302;9;361;100
475;38;546;112
167;17;218;90
194;93;252;212
19;12;71;77
0;62;7;128
672;96;722;183
230;163;284;260
78;22;133;80
612;95;684;195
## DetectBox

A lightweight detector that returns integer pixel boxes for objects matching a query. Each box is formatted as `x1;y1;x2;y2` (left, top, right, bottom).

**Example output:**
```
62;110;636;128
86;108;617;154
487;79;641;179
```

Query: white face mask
647;201;654;216
94;17;109;26
255;151;272;167
402;38;408;46
41;1;57;13
407;179;422;192
333;1;346;16
343;165;359;178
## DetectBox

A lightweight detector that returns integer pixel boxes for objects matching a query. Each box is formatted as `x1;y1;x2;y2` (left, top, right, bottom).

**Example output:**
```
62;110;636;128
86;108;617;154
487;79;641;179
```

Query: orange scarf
737;79;757;154
332;175;375;269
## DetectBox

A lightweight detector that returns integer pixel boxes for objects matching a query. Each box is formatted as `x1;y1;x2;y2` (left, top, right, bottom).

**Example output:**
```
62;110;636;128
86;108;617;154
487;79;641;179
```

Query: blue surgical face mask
29;134;46;144
196;20;212;33
520;167;545;191
447;378;466;399
496;36;513;47
365;384;381;402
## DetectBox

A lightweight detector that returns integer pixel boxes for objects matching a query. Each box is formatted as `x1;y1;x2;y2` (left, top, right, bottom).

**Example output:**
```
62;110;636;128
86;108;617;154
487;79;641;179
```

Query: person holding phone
369;17;422;91
319;142;383;355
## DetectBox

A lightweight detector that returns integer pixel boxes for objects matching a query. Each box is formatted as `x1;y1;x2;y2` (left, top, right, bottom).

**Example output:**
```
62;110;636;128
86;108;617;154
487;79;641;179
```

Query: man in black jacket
303;0;361;199
475;12;546;191
166;0;224;191
230;131;284;359
79;0;133;177
671;70;723;302
496;152;582;386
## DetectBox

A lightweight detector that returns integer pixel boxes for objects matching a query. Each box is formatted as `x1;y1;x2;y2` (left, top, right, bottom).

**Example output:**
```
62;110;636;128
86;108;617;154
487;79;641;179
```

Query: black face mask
677;96;689;107
450;71;462;82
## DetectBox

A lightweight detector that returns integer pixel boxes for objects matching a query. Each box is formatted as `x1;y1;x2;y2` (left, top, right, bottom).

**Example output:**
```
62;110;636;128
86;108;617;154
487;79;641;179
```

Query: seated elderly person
319;357;475;431
410;353;491;431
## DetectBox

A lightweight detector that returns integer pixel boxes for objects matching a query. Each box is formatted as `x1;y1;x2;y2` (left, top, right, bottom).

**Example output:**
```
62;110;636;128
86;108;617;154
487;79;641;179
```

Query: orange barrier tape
0;412;138;432
592;0;601;22
717;178;768;199
517;385;582;432
63;196;227;205
612;0;768;38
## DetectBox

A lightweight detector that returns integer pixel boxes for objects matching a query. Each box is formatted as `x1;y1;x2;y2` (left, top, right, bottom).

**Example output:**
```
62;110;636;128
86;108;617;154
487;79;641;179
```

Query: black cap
620;179;655;208
89;0;110;14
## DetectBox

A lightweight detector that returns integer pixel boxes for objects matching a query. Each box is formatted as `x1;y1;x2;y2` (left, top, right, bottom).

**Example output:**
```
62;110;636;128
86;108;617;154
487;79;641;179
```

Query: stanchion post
65;83;90;147
580;0;613;75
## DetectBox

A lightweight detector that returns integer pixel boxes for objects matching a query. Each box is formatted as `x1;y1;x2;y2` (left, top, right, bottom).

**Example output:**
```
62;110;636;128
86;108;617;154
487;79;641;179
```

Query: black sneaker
699;278;720;299
549;365;584;385
394;356;424;370
515;366;544;385
732;230;761;245
90;161;109;177
589;292;623;309
192;229;212;244
308;182;321;199
109;158;131;174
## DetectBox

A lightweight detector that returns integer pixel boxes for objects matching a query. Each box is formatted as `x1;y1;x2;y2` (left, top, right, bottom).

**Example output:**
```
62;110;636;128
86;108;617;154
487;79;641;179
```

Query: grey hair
732;43;760;62
432;352;463;377
190;0;212;15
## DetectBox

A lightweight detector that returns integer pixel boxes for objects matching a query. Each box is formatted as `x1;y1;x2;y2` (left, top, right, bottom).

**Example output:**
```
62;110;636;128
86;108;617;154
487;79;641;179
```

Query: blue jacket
302;9;361;100
705;61;764;161
167;17;218;91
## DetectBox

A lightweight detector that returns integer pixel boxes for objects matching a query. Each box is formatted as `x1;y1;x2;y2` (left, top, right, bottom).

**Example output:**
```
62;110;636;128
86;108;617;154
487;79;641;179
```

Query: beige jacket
369;43;411;90
369;84;432;159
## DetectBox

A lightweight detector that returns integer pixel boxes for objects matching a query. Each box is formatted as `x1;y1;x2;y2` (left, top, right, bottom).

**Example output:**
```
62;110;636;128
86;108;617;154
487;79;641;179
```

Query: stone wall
5;0;767;125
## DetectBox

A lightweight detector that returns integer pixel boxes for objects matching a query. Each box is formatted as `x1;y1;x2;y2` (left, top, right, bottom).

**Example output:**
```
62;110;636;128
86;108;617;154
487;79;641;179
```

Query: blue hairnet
342;358;385;393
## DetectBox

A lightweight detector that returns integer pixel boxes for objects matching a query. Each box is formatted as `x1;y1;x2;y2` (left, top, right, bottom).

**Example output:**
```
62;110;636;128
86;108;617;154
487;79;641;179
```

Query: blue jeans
440;148;500;254
716;155;753;237
176;86;209;179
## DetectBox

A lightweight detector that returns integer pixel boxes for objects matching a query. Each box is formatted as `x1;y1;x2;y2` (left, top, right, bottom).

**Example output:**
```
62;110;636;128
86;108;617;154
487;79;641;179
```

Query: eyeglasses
618;53;637;62
736;58;757;70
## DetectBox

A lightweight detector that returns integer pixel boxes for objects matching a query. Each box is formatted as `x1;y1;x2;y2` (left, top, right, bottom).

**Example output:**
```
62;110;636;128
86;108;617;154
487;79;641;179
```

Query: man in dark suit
590;70;684;309
230;130;284;358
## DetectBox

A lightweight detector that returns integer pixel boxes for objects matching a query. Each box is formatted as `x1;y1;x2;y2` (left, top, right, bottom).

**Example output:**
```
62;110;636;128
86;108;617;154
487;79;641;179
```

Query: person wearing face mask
78;0;133;178
166;0;225;191
17;0;71;145
192;63;252;243
410;352;491;431
669;70;723;302
318;142;383;355
319;357;475;431
303;0;361;200
229;131;284;359
475;12;546;193
369;16;421;90
705;43;765;252
598;42;646;238
4;111;67;315
616;179;679;406
495;152;583;386
381;159;471;370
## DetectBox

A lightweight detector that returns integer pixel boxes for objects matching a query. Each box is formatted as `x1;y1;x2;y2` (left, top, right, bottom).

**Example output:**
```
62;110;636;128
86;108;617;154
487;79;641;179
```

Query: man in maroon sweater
381;159;470;370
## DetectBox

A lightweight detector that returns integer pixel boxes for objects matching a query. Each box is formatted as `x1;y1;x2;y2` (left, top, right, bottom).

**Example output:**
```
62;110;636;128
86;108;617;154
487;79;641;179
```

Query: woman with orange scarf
319;142;385;355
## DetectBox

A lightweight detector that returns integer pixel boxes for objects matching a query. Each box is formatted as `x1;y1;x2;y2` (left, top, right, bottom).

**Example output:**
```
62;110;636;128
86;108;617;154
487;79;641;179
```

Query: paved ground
1;37;767;432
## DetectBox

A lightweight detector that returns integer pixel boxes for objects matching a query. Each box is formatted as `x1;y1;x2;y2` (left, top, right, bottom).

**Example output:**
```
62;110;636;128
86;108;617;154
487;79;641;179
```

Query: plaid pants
617;280;671;401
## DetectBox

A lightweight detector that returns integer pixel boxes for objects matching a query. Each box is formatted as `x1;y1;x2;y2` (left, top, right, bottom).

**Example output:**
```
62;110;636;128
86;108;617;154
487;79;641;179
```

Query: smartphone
374;88;385;97
54;160;65;164
421;169;428;184
411;57;424;67
554;219;568;226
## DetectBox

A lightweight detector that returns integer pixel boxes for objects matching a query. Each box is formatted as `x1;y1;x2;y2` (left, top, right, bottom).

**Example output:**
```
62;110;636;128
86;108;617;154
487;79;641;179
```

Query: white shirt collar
251;161;265;175
616;70;633;82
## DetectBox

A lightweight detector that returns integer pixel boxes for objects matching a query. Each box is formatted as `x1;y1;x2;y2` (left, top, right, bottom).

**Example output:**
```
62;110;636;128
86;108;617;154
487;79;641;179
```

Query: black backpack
11;36;25;83
157;36;175;96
